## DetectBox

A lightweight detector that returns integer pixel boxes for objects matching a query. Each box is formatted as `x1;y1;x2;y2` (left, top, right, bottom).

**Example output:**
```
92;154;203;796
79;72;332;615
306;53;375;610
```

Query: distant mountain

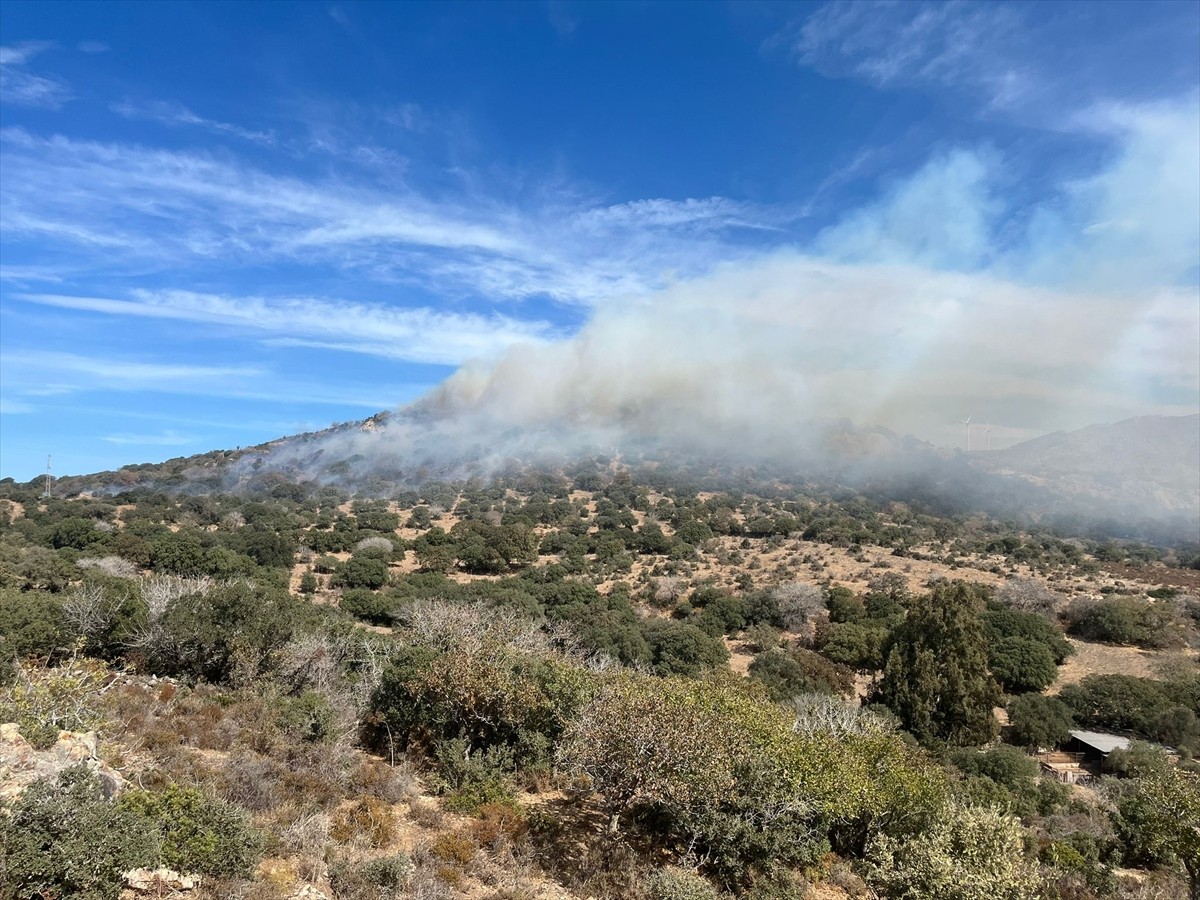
971;415;1200;523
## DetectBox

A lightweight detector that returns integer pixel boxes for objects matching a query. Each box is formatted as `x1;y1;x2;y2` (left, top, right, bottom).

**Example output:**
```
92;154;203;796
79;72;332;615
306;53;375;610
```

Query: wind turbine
962;416;972;452
983;422;992;452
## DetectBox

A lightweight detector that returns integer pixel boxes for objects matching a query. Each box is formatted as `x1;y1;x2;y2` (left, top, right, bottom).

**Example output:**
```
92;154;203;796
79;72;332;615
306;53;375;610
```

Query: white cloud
0;398;34;414
782;1;1028;106
2;351;262;383
18;290;559;365
781;0;1199;124
0;128;774;305
0;265;64;283
0;349;406;410
0;43;51;66
110;99;276;145
0;42;71;108
100;430;195;446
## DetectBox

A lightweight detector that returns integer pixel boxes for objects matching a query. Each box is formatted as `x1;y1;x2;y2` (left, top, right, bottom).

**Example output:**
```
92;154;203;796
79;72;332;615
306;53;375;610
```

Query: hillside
973;415;1200;524
2;461;1199;900
24;412;1200;550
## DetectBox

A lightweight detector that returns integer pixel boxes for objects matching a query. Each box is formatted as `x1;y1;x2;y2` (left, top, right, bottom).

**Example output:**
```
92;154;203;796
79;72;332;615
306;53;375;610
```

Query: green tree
864;803;1040;900
819;621;889;671
642;620;729;677
332;555;389;590
871;582;1000;747
119;784;263;877
1006;694;1074;749
988;637;1058;694
1112;767;1200;899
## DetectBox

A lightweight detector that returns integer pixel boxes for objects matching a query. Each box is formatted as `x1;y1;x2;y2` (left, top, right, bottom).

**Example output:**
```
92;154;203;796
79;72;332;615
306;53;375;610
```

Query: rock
121;868;202;896
0;722;29;749
0;723;127;802
52;730;98;766
289;887;331;900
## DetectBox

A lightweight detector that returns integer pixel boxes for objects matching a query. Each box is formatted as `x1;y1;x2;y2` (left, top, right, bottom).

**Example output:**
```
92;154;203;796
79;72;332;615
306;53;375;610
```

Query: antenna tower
42;454;54;499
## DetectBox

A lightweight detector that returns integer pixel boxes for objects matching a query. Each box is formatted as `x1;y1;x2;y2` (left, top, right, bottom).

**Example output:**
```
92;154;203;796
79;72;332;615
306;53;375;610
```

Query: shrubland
0;466;1197;900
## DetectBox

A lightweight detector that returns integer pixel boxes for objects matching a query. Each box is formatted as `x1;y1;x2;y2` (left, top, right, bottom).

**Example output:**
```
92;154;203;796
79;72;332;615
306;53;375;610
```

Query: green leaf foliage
871;582;1001;747
0;765;158;900
118;784;263;877
864;803;1040;900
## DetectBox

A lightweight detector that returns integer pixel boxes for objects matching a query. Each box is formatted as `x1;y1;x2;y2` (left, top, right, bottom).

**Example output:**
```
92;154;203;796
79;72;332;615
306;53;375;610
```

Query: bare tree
60;584;119;641
792;694;890;738
399;600;554;661
75;555;135;578
354;536;394;554
774;581;827;637
653;575;685;607
996;577;1063;619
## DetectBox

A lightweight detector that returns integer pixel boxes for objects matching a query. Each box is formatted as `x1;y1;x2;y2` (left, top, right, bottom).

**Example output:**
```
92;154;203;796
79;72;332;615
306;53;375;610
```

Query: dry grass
1048;639;1199;694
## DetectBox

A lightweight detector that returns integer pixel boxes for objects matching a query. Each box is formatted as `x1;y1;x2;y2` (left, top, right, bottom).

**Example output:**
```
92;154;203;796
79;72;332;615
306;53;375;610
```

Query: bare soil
1048;639;1198;694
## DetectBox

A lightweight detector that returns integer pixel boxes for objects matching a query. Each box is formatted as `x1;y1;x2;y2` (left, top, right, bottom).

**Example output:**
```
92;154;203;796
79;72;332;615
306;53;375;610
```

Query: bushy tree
0;588;65;668
119;784;263;877
1006;694;1074;749
332;555;389;590
949;745;1039;795
556;673;827;881
872;582;1000;747
1112;766;1200;898
1071;596;1190;650
141;579;297;683
1058;673;1200;750
982;606;1073;664
988;637;1058;694
0;765;158;900
819;621;889;671
642;619;729;677
864;803;1040;900
748;647;853;701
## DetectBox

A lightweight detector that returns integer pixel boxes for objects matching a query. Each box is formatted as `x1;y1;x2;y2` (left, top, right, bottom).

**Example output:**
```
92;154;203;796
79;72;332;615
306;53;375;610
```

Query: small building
1063;730;1131;768
1039;751;1089;784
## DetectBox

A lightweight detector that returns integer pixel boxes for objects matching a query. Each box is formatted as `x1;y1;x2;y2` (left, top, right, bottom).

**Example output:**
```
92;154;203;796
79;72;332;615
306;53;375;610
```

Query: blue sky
1;1;1198;481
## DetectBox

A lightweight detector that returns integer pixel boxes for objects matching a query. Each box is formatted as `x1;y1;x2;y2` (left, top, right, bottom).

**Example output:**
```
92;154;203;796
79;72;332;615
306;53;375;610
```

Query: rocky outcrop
0;722;127;802
121;868;202;897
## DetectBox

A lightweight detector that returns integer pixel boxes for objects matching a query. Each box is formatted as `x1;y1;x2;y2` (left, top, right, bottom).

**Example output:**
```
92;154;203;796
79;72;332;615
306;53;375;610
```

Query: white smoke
245;95;1199;512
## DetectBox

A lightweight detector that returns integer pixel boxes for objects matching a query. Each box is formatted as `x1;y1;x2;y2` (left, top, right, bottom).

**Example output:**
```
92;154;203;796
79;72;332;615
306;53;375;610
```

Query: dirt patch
1048;639;1198;693
724;639;754;676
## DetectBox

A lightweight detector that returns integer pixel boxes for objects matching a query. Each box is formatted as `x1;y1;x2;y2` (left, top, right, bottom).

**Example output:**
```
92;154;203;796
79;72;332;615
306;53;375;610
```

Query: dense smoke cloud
403;96;1197;445
248;96;1199;523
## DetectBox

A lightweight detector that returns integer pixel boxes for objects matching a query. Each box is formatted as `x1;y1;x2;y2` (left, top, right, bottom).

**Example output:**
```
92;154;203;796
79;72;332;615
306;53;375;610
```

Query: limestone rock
121;867;202;896
0;723;127;802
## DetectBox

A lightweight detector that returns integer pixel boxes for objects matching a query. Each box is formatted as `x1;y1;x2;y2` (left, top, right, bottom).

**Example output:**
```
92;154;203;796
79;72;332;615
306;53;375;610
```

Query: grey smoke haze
251;95;1199;501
